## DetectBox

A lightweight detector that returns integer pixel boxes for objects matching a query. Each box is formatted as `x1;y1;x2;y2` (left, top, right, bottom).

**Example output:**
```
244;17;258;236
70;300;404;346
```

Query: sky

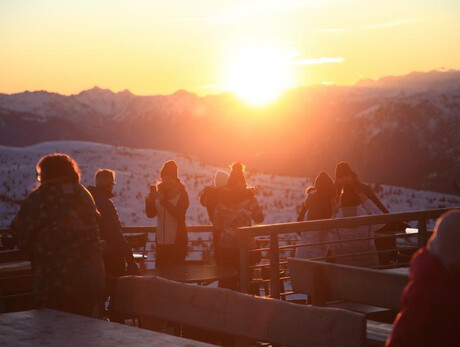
1;0;460;98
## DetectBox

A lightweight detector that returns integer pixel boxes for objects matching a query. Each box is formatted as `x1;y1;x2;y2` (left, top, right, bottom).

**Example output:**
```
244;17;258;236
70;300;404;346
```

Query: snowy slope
1;141;459;229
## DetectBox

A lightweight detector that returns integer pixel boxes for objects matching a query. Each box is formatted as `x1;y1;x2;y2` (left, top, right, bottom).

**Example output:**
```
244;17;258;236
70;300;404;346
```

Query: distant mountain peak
78;86;115;96
355;69;460;90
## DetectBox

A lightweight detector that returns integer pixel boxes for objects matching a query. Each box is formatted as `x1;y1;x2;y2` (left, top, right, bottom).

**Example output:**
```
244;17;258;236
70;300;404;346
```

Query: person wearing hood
212;162;264;289
10;154;105;317
386;210;460;347
145;160;189;268
296;171;337;259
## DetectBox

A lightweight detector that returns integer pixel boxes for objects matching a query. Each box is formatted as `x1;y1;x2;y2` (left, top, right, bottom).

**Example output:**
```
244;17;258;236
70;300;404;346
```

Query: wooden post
418;219;428;247
239;237;249;293
269;233;280;299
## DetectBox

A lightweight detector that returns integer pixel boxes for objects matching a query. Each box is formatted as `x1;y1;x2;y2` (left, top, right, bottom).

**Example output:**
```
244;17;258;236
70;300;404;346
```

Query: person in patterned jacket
213;162;264;290
10;153;105;317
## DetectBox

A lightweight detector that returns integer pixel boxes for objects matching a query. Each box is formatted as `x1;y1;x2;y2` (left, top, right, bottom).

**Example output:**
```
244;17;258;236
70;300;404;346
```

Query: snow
1;141;459;230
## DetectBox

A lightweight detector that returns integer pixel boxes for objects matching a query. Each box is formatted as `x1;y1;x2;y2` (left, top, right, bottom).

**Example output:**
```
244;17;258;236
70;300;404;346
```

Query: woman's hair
335;161;358;182
227;162;247;188
36;153;81;184
340;183;361;207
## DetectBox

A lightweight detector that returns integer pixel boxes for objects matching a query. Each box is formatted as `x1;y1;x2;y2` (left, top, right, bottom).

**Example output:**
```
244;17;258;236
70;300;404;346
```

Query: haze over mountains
1;70;459;194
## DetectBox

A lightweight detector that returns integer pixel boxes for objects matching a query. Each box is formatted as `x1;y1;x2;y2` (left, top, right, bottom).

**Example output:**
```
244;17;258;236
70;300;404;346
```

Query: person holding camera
145;160;189;268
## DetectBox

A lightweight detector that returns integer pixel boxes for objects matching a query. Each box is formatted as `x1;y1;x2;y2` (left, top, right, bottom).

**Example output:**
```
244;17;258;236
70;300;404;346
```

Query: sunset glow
225;45;293;105
0;1;459;98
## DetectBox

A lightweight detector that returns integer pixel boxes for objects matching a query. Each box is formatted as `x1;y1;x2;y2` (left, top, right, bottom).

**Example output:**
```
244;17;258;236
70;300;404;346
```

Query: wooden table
0;309;211;346
141;264;238;285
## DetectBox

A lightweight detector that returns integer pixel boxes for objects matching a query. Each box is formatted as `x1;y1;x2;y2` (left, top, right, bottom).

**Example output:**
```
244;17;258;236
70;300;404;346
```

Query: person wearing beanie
331;184;383;267
296;171;337;259
387;210;460;347
145;160;189;268
212;162;264;290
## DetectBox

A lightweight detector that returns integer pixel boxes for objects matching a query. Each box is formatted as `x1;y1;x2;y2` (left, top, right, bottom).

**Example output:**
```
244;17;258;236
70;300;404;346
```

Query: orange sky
1;0;459;98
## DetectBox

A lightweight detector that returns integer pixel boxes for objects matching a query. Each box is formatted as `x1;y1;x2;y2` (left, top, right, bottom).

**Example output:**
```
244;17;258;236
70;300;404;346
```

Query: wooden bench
114;275;366;347
0;253;34;313
288;258;409;346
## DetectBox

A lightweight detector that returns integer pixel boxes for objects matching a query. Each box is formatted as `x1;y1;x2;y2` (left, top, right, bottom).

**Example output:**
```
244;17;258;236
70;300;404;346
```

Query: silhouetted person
331;184;382;267
335;161;402;265
387;210;460;347
296;171;337;259
199;170;230;257
87;169;138;321
335;162;388;213
10;153;105;317
213;162;264;290
145;160;189;268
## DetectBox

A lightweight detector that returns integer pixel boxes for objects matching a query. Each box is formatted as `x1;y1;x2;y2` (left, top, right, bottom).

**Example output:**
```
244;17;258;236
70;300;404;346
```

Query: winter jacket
296;190;336;259
213;187;264;249
87;185;135;276
387;248;460;347
330;199;382;267
10;178;105;313
145;180;189;246
336;181;389;213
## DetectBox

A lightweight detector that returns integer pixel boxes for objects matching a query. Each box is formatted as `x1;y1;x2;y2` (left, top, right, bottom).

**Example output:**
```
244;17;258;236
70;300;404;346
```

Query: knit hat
427;210;460;274
160;160;178;180
214;170;229;188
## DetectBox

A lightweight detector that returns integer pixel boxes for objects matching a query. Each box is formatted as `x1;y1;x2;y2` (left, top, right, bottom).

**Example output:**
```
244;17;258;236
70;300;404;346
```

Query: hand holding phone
147;184;158;201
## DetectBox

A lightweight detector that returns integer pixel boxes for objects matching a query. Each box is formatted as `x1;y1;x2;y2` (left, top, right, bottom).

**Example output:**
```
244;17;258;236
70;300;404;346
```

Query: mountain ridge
1;69;459;194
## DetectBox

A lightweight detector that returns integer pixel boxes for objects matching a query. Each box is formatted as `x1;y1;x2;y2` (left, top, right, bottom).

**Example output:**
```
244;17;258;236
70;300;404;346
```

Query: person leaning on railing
296;171;337;259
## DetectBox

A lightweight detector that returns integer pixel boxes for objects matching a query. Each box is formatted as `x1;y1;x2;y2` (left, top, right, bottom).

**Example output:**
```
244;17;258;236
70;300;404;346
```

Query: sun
225;45;293;106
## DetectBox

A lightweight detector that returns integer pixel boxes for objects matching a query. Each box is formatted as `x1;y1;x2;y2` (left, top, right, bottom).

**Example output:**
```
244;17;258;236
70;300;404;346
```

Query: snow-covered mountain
1;70;459;194
1;141;458;229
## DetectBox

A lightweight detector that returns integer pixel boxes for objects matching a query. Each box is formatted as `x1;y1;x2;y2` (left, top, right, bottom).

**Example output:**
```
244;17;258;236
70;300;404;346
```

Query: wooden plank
288;258;408;310
114;276;366;347
0;309;210;346
366;320;393;347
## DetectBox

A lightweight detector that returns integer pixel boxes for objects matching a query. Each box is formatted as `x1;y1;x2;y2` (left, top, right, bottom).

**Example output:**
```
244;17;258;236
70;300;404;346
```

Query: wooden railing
236;206;460;299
